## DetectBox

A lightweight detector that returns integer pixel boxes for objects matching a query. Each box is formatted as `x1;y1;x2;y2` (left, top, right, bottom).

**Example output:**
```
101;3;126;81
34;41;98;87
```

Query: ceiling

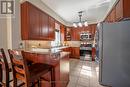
41;0;117;25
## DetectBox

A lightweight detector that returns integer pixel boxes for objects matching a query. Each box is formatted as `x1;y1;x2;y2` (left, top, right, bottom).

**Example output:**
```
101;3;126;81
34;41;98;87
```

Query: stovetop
80;47;92;50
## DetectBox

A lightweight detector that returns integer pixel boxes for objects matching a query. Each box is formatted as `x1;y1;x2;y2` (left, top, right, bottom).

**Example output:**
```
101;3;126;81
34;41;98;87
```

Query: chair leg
50;68;55;87
5;71;9;87
38;79;41;87
13;78;17;87
0;65;2;87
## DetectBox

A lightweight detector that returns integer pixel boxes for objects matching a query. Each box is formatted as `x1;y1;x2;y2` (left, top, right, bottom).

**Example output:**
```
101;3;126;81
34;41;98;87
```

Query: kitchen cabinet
21;1;55;40
60;54;69;87
110;8;116;22
61;47;70;52
71;27;81;41
84;26;92;33
115;0;123;21
70;25;97;41
91;24;97;37
104;0;130;22
60;24;66;41
70;47;80;59
116;0;130;21
39;11;49;40
48;16;55;40
61;47;71;57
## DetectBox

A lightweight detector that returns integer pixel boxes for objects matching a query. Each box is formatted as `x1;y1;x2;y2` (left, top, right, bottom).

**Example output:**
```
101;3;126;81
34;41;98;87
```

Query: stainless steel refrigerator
97;21;130;87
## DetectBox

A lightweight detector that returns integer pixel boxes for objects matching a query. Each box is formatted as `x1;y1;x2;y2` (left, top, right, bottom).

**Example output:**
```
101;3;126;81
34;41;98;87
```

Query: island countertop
23;51;70;87
24;50;70;66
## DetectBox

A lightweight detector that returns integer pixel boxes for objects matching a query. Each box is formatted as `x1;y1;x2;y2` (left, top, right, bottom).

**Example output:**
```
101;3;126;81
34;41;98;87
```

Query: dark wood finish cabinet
70;24;97;41
60;54;69;87
104;0;130;22
48;16;55;40
70;47;80;59
21;1;55;40
115;0;123;21
28;4;41;39
90;24;97;37
60;24;66;41
39;11;49;40
71;27;81;41
110;8;116;22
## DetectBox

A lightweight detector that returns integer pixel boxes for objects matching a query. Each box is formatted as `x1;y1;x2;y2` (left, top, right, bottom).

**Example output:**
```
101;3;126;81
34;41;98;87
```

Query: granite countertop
13;48;70;66
25;51;70;66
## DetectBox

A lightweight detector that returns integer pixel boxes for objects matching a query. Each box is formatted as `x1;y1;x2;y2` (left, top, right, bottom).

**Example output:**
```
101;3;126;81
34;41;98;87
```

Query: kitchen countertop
24;50;70;66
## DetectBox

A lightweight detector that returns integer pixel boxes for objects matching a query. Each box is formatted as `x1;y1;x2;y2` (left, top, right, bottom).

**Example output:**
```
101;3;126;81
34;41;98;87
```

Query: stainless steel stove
80;44;92;61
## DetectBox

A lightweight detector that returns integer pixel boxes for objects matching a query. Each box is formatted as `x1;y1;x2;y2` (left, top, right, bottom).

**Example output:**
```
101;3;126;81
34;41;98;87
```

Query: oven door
80;49;92;61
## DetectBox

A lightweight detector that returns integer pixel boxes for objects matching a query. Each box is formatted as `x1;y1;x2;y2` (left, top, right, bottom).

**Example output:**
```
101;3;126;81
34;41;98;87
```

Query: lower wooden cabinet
70;47;80;59
61;47;80;59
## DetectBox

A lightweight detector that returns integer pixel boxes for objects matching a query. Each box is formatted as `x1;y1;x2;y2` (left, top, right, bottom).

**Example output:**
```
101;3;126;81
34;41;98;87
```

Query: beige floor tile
68;59;107;87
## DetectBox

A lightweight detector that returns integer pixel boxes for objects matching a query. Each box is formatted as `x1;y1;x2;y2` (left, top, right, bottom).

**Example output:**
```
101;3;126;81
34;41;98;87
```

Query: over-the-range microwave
80;33;92;41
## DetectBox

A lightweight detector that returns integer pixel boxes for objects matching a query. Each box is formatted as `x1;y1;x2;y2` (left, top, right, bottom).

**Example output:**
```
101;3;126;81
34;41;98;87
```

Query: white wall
0;19;8;49
11;0;22;49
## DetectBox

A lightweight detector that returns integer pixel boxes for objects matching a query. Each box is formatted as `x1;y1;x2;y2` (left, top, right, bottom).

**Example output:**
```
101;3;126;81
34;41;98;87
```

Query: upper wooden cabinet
21;1;55;40
60;24;66;41
115;0;130;21
90;24;97;36
70;24;97;41
104;0;130;22
39;11;49;40
48;16;55;40
28;4;41;39
71;27;81;41
115;0;123;21
110;8;116;22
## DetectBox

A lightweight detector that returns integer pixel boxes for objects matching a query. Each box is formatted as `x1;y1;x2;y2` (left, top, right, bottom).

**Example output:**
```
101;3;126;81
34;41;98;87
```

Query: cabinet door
84;26;91;34
29;4;40;39
70;47;80;59
60;24;65;41
123;0;130;18
75;28;81;41
116;0;123;21
110;8;116;22
91;24;97;36
40;11;49;39
48;16;55;40
71;28;75;41
71;28;81;41
74;47;80;58
60;54;69;87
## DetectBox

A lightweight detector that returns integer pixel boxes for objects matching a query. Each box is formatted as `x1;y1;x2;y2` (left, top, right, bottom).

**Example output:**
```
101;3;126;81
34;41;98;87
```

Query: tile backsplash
24;40;51;50
23;40;94;50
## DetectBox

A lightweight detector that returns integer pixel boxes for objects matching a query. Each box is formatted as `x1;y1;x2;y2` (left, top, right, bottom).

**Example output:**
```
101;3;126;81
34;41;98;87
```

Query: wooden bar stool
8;49;54;87
0;48;12;87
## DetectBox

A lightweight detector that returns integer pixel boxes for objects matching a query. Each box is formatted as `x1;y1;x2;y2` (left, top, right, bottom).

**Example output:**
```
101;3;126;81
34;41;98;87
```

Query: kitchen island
23;51;70;87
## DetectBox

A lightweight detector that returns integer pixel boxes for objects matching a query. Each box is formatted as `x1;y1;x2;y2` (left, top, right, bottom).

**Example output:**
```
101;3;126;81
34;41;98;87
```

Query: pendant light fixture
73;11;88;27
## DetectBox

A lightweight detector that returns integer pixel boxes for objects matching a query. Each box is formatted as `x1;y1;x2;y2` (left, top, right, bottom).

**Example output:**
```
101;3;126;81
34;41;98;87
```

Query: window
51;23;61;47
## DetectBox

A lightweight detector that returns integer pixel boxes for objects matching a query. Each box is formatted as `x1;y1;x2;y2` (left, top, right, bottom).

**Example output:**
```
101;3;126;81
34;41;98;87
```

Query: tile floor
67;59;106;87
